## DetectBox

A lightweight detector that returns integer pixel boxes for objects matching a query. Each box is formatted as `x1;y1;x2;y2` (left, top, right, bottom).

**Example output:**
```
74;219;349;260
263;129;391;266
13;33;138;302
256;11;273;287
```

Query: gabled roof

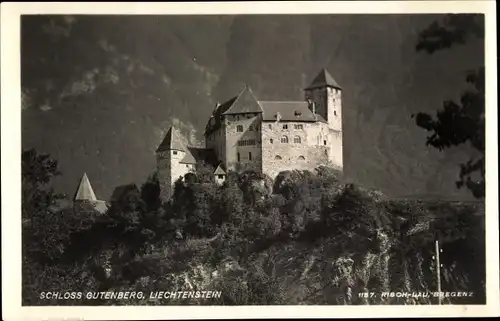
305;68;341;90
259;101;326;123
214;163;226;175
204;95;238;135
178;147;219;166
156;126;186;153
179;150;197;164
222;85;263;115
74;173;97;201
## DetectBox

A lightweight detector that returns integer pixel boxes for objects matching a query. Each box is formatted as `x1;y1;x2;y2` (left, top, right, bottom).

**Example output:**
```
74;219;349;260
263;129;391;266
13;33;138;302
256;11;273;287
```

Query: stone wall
261;120;330;179
326;87;343;131
224;113;262;172
157;149;194;201
156;151;172;201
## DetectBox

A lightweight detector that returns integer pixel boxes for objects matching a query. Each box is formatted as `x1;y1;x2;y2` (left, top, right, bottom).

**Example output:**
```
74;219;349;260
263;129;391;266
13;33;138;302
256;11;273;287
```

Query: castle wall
329;128;343;169
326;87;342;131
157;149;193;201
224;113;262;173
156;151;172;201
261;120;330;179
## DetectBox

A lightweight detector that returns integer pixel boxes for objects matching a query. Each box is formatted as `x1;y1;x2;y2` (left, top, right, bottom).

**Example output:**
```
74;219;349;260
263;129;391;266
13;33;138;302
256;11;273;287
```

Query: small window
270;139;273;144
294;124;304;130
283;124;288;130
249;152;252;160
324;140;327;145
236;116;240;120
237;125;243;132
237;152;240;162
249;125;253;131
275;155;282;160
334;110;337;116
298;156;305;160
218;174;224;179
186;164;189;168
268;124;272;129
173;151;178;155
294;136;301;144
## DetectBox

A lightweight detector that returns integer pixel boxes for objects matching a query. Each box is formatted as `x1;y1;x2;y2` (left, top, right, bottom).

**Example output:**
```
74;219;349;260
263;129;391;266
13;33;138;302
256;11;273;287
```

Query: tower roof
74;173;97;201
222;85;264;115
156;126;186;153
214;163;226;175
305;68;341;90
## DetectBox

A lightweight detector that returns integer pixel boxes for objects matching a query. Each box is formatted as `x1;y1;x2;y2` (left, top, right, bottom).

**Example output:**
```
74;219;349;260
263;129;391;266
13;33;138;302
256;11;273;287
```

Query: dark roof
222;85;263;115
259;101;326;122
305;68;341;90
205;85;264;136
185;147;219;167
156;126;186;153
110;184;139;203
205;96;238;135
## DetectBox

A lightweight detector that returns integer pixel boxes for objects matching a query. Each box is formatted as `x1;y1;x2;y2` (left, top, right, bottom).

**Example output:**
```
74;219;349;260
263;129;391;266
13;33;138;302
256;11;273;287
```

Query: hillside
21;14;484;200
22;162;485;305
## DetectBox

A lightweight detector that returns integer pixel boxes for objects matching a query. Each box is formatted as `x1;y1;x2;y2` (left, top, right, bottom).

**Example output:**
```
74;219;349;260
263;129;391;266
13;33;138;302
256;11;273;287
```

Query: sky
20;14;485;201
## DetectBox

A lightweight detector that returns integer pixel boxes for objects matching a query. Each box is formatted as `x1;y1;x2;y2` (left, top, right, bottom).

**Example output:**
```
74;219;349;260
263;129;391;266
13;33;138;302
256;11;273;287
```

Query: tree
412;14;485;198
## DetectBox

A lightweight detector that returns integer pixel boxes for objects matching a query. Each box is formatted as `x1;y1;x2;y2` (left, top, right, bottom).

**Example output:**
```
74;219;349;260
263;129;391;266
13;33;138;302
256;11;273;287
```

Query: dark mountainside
21;15;484;200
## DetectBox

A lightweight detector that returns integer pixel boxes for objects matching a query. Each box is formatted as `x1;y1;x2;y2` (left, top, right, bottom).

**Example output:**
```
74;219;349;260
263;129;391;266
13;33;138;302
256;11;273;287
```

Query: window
294;136;301;144
268;124;272;129
283;124;288;130
294;124;303;130
298;156;305;160
249;125;253;131
324;140;327;145
218;174;224;179
236;116;240;120
249;152;252;160
281;136;289;143
275;155;282;160
270;139;273;144
173;151;178;155
237;152;240;162
237;139;256;146
334;110;337;116
186;164;189;168
237;125;243;132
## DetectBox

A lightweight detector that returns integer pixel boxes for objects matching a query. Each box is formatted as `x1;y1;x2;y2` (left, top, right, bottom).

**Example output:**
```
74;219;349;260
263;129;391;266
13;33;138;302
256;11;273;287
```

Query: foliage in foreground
22;149;485;306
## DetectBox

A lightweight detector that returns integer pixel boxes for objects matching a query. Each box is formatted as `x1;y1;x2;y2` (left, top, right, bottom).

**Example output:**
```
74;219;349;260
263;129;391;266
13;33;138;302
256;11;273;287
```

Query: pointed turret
74;173;97;201
156;126;186;153
222;84;263;115
305;68;341;90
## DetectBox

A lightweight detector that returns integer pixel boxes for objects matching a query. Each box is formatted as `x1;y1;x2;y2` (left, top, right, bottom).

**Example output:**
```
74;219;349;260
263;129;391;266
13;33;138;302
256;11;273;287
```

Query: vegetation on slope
22;149;485;306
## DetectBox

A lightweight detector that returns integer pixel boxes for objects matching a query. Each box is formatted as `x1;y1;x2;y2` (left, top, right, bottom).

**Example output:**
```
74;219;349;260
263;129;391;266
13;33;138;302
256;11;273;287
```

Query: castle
155;68;344;201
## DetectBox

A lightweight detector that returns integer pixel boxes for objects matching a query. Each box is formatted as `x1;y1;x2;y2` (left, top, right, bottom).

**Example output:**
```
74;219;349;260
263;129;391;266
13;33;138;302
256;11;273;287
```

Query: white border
1;1;498;319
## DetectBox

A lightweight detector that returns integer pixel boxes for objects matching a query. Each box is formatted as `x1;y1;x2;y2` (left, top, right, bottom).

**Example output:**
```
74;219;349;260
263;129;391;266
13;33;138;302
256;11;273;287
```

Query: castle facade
156;68;344;201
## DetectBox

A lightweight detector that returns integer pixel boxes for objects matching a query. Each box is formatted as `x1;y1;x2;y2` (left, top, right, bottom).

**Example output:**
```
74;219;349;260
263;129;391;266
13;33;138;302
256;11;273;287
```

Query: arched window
237;152;240;162
275;155;282;160
294;136;301;144
298;156;305;160
237;125;243;132
280;136;289;143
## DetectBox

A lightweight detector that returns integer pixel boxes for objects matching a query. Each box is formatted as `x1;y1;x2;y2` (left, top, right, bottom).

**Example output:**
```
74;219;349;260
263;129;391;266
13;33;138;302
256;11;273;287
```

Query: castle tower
304;68;343;170
156;126;194;202
73;173;108;214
